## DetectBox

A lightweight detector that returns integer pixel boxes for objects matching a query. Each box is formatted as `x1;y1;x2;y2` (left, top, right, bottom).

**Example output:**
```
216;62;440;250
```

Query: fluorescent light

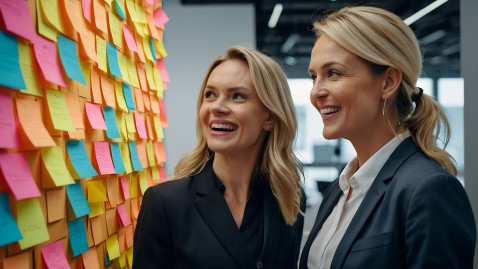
404;0;448;25
281;33;300;53
420;29;446;44
268;3;283;28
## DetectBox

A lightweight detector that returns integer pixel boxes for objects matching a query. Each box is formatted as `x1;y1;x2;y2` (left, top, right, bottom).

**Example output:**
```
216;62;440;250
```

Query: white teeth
211;123;237;131
320;107;341;115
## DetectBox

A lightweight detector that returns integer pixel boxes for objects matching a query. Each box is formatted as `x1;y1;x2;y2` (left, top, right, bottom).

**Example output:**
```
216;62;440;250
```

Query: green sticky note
41;146;75;186
45;89;75;131
16;198;49;249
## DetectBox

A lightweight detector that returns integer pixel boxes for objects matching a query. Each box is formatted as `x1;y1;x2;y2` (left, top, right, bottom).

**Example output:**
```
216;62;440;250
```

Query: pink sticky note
122;25;138;53
33;37;67;87
0;0;37;40
94;141;116;175
119;176;130;200
116;203;131;227
41;240;70;269
85;102;107;130
82;0;92;23
159;165;166;180
0;152;40;200
153;7;169;27
133;113;148;139
156;58;170;82
0;92;20;149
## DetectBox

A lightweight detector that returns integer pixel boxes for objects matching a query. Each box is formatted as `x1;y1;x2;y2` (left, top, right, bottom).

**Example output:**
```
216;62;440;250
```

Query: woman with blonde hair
134;46;305;269
300;6;475;269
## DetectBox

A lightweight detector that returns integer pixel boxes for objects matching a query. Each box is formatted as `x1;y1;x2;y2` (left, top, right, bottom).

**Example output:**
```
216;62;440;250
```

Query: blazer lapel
260;185;281;267
331;137;419;268
299;181;342;268
194;163;256;269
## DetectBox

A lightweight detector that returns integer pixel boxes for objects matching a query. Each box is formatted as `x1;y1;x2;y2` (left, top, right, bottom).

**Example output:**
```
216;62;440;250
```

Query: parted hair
313;6;457;175
170;46;304;225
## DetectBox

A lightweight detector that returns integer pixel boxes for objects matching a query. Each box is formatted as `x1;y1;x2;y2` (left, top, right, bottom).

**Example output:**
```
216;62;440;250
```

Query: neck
350;127;395;167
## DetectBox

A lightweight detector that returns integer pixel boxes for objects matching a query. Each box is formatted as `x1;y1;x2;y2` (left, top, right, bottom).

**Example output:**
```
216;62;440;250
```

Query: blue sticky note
65;180;91;218
128;141;143;171
110;142;126;174
57;35;87;85
66;140;98;178
0;193;23;246
68;218;89;257
149;37;156;62
106;42;122;78
122;82;135;110
0;31;26;90
114;0;126;20
103;107;121;139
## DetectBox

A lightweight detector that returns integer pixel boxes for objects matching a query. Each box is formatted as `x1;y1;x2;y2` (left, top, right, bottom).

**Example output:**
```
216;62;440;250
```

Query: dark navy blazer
300;138;476;269
133;162;305;269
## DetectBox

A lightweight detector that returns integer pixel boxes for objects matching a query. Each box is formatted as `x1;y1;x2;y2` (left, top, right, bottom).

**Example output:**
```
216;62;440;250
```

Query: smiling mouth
211;123;238;132
320;107;341;116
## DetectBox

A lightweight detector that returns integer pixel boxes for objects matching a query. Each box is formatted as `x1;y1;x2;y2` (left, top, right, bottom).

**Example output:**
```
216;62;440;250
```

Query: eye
309;75;317;83
204;91;217;99
233;93;247;100
328;70;341;78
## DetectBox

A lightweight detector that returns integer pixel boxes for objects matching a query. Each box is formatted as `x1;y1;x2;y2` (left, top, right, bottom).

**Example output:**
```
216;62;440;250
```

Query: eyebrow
309;61;346;73
205;85;251;92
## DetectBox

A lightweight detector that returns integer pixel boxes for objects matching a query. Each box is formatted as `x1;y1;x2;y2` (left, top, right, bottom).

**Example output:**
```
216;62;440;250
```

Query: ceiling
181;0;460;79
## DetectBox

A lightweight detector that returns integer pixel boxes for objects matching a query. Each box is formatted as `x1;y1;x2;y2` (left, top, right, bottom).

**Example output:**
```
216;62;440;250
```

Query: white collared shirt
307;131;410;269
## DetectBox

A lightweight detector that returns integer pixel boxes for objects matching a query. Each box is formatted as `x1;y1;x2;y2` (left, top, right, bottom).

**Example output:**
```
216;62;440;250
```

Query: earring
382;99;386;116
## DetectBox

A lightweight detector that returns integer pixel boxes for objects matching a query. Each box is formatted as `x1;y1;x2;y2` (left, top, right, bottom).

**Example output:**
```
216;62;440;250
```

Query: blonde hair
170;46;303;225
313;6;457;175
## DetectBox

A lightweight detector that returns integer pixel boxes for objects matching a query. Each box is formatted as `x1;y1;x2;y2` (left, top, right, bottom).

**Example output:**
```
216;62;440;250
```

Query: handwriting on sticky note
68;218;89;257
110;142;126;174
94;141;116;175
65;180;91;218
41;147;75;186
16;97;56;147
0;152;41;200
96;36;108;72
45;89;76;131
93;0;108;33
85;102;107;130
108;12;123;49
123;82;136;110
0;193;23;246
16;198;49;249
33;37;67;86
100;74;116;108
103;107;121;139
18;42;43;97
66;140;98;178
106;42;122;78
128;141;143;171
0;31;26;90
40;240;70;268
58;35;87;85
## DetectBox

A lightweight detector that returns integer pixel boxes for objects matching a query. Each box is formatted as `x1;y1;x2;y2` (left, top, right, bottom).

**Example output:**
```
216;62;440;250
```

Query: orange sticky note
2;251;32;269
145;13;159;40
150;94;160;114
78;30;98;63
82;246;101;269
136;63;148;92
91;68;103;104
93;0;108;33
85;102;107;130
134;87;144;112
16;98;56;147
125;225;133;248
46;189;66;223
100;73;116;108
64;91;85;130
142;91;151;111
135;33;146;63
159;99;168;127
154;141;166;164
136;142;148;168
64;0;87;34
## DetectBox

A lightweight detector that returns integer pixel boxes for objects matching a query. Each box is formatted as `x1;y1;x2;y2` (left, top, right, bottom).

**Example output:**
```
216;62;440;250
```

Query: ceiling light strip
268;3;283;28
404;0;448;25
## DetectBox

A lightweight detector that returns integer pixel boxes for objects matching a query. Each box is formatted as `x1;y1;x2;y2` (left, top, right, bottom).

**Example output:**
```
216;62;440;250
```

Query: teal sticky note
65;180;91;218
114;0;126;20
110;142;126;174
57;35;87;85
128;141;143;171
66;140;98;178
0;193;23;246
103;107;121;139
68;218;89;257
149;37;156;62
106;42;122;78
0;31;26;90
122;82;135;111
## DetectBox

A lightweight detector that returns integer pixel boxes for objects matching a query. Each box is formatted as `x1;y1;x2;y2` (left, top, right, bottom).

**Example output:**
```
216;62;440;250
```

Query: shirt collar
339;130;410;194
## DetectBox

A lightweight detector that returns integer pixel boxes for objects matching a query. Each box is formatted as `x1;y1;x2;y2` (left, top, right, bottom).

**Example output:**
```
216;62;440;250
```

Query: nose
310;80;328;104
210;98;230;114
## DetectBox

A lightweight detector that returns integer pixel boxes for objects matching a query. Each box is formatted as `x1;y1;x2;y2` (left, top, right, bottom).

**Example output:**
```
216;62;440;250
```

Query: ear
381;66;402;100
263;115;274;131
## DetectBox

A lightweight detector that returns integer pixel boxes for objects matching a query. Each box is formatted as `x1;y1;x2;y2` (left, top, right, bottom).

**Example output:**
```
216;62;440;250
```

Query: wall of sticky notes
0;0;170;268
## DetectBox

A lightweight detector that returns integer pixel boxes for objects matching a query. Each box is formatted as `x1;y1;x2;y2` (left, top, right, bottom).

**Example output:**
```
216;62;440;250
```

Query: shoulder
144;176;195;202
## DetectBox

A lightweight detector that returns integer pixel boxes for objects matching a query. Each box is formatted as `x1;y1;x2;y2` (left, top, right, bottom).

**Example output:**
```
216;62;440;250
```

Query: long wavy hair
313;6;457;175
170;46;303;225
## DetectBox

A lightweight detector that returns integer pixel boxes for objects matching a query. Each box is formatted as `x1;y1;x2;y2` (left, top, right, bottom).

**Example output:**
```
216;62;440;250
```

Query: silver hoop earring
382;99;386;116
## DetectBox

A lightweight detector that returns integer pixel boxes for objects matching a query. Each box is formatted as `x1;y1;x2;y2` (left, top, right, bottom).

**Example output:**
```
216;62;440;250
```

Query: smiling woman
133;46;306;269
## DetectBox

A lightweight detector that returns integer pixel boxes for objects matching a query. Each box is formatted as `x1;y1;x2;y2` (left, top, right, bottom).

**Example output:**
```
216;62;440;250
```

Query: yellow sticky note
126;247;133;268
119;252;126;268
87;179;108;203
106;234;120;260
134;21;145;37
115;81;128;112
124;112;136;133
134;1;147;23
151;165;159;182
40;0;63;32
125;0;139;22
146;141;155;166
120;143;133;174
45;89;76;131
145;63;156;90
41;146;75;186
18;43;42;97
108;12;123;49
138;170;148;195
142;37;154;62
153;66;163;92
117;52;130;83
17;198;50;249
154;39;168;58
115;111;128;142
96;36;108;73
129;173;138;198
36;0;57;41
88;202;104;218
126;57;140;88
153;115;164;140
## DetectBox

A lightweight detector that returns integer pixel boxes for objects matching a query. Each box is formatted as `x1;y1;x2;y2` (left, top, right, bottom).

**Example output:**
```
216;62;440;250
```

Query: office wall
162;0;255;175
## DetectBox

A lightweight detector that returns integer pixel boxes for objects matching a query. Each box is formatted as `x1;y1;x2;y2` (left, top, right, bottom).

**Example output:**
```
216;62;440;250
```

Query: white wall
161;0;255;175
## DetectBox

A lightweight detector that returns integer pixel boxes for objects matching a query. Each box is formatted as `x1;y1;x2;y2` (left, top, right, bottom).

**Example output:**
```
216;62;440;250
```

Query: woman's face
200;59;271;158
308;34;386;143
